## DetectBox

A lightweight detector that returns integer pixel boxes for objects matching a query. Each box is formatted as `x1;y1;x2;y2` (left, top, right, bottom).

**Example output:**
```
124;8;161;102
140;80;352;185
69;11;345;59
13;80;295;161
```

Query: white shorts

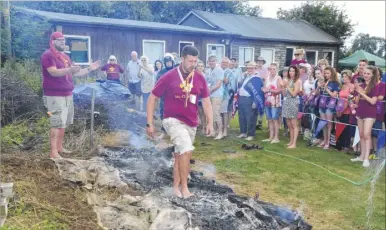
162;117;197;155
43;95;74;128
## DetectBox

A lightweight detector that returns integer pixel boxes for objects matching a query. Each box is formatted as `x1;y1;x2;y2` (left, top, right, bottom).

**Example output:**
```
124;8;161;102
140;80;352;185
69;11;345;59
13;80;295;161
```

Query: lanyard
177;67;194;108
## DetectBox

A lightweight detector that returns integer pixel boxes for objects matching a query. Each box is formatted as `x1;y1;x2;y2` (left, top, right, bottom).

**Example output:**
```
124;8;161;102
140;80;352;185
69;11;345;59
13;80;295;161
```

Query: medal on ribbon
178;68;194;108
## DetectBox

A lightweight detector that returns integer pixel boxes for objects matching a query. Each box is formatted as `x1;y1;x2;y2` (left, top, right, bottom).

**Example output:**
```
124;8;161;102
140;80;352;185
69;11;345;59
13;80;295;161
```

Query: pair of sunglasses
241;144;264;150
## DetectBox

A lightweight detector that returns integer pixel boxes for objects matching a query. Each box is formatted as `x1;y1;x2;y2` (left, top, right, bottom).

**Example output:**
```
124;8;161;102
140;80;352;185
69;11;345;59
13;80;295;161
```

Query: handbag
327;97;338;109
311;95;320;107
376;101;382;115
319;95;328;109
335;98;347;113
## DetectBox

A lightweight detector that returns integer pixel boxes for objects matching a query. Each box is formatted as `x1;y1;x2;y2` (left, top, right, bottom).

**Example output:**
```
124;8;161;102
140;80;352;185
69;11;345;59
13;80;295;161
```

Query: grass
192;118;386;230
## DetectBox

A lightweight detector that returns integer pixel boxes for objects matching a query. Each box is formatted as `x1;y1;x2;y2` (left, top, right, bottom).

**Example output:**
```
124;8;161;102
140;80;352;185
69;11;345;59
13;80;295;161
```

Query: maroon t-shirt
291;59;307;66
41;49;74;96
376;82;385;122
101;64;124;80
152;66;210;127
355;84;378;119
351;73;364;84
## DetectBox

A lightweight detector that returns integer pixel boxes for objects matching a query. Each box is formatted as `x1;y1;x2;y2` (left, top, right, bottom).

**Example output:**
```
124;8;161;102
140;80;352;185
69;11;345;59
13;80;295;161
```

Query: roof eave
238;36;341;45
50;19;232;36
177;10;218;29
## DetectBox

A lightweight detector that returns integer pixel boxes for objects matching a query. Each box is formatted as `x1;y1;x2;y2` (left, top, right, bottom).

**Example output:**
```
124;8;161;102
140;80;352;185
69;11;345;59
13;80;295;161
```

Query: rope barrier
228;136;384;186
299;112;385;131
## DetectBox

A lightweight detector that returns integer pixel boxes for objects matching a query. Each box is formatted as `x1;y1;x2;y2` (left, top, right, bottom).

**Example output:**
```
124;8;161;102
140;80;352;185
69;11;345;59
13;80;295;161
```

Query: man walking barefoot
146;45;213;198
41;31;100;159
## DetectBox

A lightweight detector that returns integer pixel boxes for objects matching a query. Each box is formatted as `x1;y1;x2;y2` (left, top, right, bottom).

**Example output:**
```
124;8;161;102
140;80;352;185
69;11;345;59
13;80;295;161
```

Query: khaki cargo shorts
43;95;74;128
162;117;197;155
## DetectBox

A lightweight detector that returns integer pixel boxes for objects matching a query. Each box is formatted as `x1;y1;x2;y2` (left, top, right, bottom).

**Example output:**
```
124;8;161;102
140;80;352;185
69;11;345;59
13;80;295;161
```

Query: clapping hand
355;84;365;95
89;60;101;71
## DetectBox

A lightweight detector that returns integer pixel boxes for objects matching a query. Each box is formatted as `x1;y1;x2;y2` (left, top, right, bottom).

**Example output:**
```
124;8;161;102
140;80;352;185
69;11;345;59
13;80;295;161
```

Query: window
305;50;318;66
179;41;194;56
207;44;225;63
260;48;275;67
143;40;165;64
285;47;295;67
239;47;254;66
323;51;334;67
64;35;91;65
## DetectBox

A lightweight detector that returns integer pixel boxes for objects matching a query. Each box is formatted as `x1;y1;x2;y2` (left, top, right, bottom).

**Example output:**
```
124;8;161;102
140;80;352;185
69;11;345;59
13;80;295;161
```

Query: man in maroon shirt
351;59;368;84
41;32;100;159
146;45;213;198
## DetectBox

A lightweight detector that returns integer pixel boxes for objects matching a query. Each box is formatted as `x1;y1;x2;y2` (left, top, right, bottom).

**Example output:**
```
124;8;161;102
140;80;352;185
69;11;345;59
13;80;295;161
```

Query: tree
277;1;355;43
9;7;51;59
351;33;386;58
14;1;262;24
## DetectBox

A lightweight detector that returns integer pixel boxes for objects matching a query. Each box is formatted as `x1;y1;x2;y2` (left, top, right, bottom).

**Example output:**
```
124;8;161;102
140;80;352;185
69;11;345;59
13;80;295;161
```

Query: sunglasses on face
109;59;116;61
294;54;300;56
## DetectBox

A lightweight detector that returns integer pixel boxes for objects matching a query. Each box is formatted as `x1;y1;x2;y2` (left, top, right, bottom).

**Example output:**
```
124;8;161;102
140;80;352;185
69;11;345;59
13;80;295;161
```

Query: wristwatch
146;123;152;128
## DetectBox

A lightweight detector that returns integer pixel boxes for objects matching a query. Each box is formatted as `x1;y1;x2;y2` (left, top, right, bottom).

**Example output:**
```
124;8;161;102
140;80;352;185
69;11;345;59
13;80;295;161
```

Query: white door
143;40;165;64
260;48;275;67
207;44;225;64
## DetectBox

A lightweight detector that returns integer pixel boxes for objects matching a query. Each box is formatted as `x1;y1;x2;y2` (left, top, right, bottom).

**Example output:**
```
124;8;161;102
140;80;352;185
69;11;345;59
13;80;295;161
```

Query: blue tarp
73;80;131;105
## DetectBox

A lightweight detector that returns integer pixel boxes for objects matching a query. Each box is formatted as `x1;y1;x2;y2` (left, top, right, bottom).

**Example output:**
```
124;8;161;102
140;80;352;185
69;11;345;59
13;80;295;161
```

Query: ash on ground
103;146;312;230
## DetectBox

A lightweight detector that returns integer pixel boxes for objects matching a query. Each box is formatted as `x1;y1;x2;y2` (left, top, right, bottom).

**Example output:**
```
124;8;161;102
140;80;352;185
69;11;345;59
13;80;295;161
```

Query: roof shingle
18;8;233;36
181;10;341;44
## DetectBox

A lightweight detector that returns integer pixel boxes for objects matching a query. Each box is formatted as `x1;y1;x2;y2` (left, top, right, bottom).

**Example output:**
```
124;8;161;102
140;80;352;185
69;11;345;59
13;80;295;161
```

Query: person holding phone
350;66;379;167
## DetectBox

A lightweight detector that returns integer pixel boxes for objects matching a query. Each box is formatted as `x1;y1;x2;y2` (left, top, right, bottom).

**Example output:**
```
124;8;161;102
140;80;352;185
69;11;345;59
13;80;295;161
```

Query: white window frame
322;51;335;67
305;50;319;66
238;46;255;67
206;43;226;63
286;46;296;59
179;41;195;56
142;39;166;63
260;48;276;65
64;35;91;66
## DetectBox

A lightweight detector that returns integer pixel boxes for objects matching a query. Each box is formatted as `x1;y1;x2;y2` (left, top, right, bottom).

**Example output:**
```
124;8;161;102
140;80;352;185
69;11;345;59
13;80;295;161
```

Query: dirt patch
1;153;101;230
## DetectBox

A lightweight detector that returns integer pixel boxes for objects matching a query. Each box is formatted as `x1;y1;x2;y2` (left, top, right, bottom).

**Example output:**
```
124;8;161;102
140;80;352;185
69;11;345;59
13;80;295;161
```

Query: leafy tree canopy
277;1;355;43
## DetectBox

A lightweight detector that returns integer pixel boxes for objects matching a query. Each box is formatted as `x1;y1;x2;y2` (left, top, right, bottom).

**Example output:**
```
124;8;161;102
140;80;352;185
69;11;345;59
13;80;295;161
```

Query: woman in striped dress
282;65;302;149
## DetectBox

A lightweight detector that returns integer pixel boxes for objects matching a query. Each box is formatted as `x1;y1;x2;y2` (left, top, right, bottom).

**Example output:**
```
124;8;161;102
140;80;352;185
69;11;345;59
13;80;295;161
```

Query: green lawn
193;119;386;230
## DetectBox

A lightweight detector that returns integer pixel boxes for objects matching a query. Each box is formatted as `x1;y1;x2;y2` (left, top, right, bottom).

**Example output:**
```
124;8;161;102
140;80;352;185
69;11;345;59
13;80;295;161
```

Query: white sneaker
262;139;271;142
245;136;254;141
351;157;364;162
237;133;247;138
270;139;280;144
362;160;370;167
214;133;224;140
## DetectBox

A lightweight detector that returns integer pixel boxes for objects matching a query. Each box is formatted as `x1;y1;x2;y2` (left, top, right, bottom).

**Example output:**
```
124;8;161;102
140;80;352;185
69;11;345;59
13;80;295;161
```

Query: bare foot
182;191;195;199
287;145;296;149
286;142;293;146
58;148;72;154
49;153;62;159
173;187;182;198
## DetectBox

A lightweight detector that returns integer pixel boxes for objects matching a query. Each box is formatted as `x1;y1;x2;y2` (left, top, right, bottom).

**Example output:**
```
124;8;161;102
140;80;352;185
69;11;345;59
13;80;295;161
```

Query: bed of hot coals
101;146;312;230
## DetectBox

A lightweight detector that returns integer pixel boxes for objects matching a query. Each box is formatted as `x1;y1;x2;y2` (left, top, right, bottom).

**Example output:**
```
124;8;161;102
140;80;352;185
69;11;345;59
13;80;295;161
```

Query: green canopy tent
339;50;386;68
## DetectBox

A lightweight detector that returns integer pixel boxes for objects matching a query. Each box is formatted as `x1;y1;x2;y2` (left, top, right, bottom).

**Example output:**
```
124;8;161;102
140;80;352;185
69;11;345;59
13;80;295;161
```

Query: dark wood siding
179;14;215;30
231;38;339;68
60;24;224;67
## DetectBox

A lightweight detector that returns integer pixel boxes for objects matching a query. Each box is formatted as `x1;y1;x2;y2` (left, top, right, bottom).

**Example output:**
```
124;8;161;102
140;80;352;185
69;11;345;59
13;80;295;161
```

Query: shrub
1;59;44;125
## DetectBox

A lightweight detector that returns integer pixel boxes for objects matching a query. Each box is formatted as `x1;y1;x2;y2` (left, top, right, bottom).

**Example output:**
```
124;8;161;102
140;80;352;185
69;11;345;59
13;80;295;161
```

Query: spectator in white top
138;55;155;112
262;63;283;144
126;51;141;109
230;58;243;87
303;64;315;96
206;54;225;140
